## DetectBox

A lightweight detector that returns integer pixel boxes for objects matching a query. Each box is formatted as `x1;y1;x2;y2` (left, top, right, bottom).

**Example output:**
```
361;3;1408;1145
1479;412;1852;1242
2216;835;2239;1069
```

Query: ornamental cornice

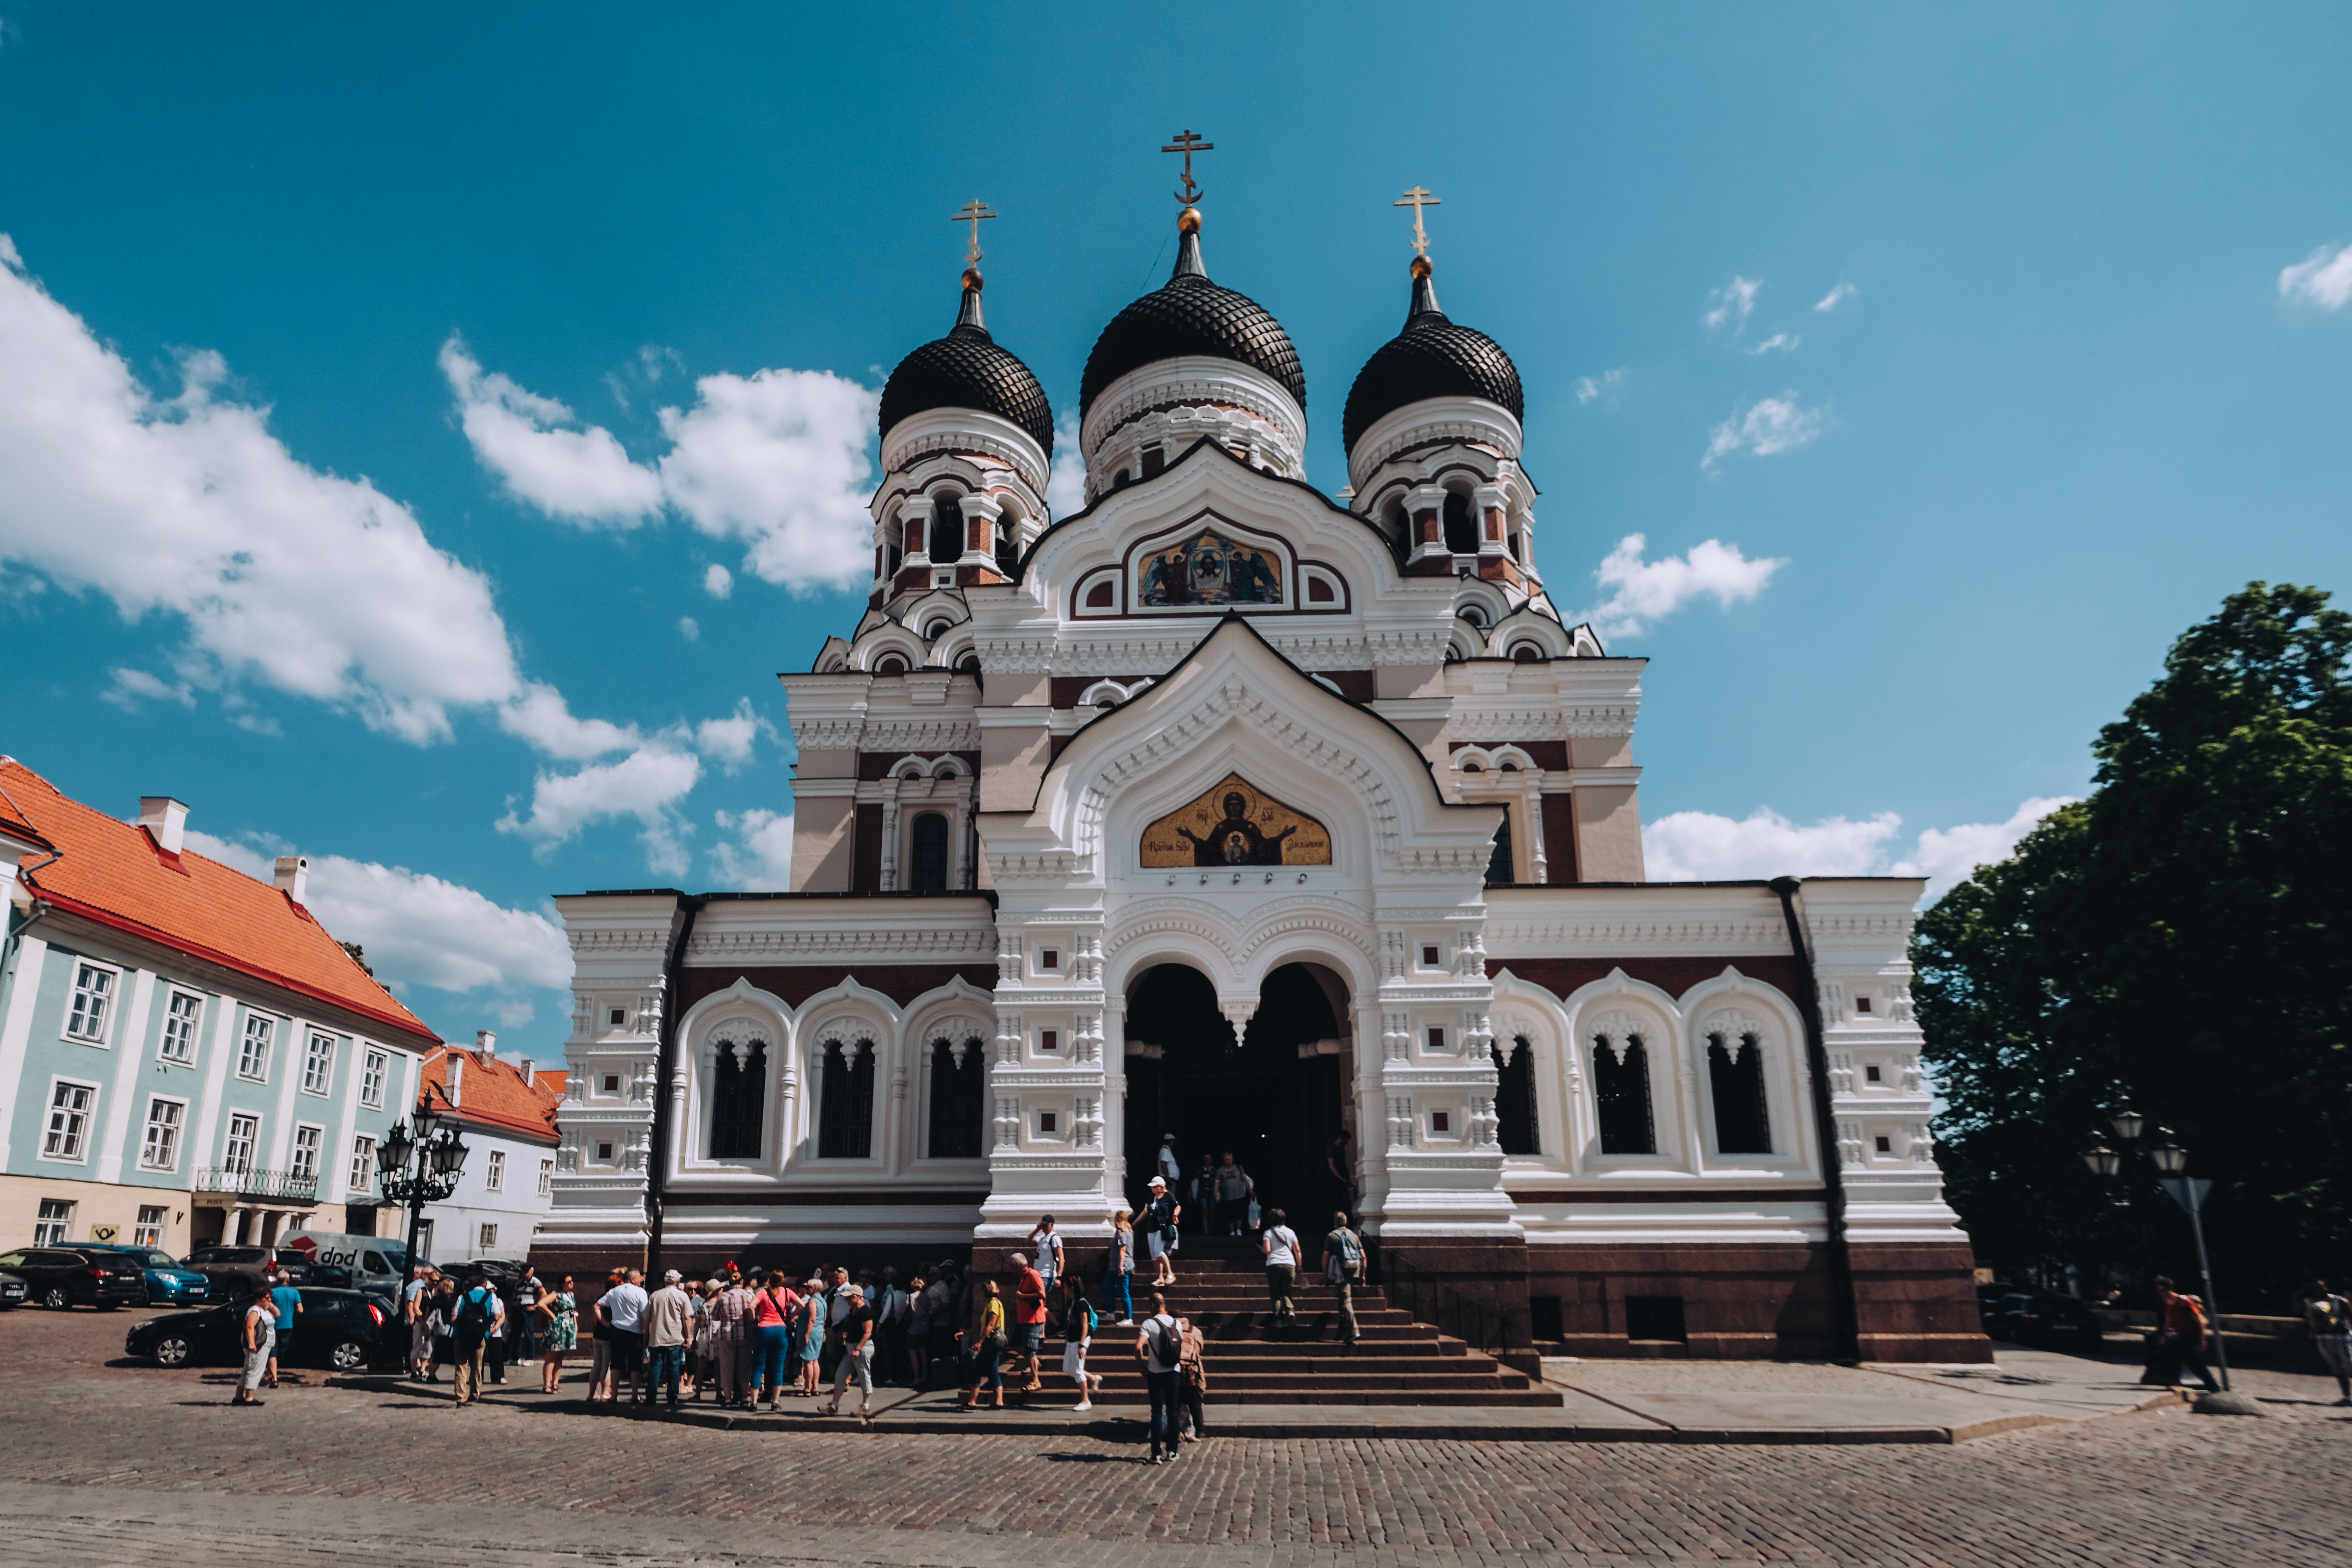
975;637;1057;675
1806;914;1919;941
1367;629;1454;667
989;850;1096;883
879;417;1047;495
986;1153;1120;1172
684;927;997;962
1380;1153;1511;1171
1444;705;1638;742
566;928;672;955
1082;359;1306;459
1372;984;1496;1004
788;715;980;753
1486;919;1787;952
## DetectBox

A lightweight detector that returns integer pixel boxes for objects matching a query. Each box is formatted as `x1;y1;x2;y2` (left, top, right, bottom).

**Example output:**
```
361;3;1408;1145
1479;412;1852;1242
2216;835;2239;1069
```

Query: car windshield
125;1249;178;1268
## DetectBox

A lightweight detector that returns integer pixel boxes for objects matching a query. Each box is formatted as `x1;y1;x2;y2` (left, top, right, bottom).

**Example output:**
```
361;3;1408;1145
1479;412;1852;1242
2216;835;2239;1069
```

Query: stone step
1042;1368;1532;1393
1001;1385;1562;1409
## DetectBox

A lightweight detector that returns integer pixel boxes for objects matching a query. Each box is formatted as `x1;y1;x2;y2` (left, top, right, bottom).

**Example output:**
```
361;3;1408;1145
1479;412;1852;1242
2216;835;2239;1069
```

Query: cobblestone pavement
2;1306;2347;1566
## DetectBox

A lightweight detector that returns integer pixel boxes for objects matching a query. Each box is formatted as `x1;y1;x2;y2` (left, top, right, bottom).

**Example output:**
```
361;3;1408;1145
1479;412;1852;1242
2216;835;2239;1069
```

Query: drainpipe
1769;877;1861;1364
644;893;707;1282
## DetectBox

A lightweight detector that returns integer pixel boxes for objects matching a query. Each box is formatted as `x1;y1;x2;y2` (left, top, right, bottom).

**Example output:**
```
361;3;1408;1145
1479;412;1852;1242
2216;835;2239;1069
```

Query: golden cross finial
1162;129;1214;205
951;199;998;269
1395;185;1442;258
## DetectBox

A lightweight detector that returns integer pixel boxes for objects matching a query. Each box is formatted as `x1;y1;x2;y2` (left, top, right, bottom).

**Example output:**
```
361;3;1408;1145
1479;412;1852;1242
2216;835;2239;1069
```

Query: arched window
1511;643;1543;664
908;812;949;894
1593;1032;1657;1154
708;1038;766;1158
930;493;964;558
1708;1031;1772;1154
873;653;908;677
957;653;982;675
1443;490;1478;554
817;1038;876;1158
1485;809;1515;887
1493;1035;1539;1155
927;1035;985;1158
995;520;1018;576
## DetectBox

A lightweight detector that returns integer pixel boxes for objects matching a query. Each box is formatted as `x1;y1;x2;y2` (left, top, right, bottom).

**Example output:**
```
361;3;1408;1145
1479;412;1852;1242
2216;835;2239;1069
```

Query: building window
1485;808;1515;887
290;1124;323;1182
237;1015;274;1081
1493;1036;1540;1156
33;1198;74;1246
66;962;116;1042
1038;947;1060;973
349;1135;376;1194
1442;489;1478;554
537;1158;553;1197
1039;1029;1059;1054
140;1098;185;1171
474;1149;500;1191
1426;1027;1446;1053
1421;944;1440;967
302;1033;336;1095
1430;1109;1451;1134
160;991;202;1063
709;1038;768;1159
1855;995;1873;1014
42;1080;94;1161
601;1074;621;1094
360;1049;388;1108
479;1223;498;1250
1592;1033;1657;1155
816;1038;876;1159
1038;1111;1058;1135
908;813;949;894
927;1036;985;1159
134;1205;167;1248
595;1141;614;1163
1707;1032;1772;1154
1875;1134;1893;1154
224;1113;259;1176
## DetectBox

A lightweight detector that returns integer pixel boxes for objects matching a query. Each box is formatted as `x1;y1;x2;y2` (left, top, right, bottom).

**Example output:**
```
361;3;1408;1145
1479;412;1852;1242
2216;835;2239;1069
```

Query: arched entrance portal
1122;961;1351;1230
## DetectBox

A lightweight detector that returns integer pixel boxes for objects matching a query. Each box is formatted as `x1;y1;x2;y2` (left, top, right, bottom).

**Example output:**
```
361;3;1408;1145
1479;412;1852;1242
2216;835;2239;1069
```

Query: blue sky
2;4;2348;1061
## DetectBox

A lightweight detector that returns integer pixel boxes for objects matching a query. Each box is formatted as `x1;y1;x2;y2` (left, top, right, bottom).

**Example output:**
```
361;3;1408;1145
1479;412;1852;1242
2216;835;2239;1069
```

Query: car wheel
42;1286;72;1310
328;1338;368;1372
154;1336;194;1368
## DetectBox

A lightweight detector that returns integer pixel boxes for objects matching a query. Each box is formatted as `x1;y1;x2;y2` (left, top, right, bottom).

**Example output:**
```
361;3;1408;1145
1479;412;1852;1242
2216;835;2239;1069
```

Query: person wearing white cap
641;1269;694;1411
1142;1175;1181;1287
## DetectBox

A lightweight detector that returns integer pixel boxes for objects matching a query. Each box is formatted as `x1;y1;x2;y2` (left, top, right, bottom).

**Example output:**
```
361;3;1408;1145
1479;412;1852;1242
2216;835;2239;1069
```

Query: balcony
195;1166;320;1202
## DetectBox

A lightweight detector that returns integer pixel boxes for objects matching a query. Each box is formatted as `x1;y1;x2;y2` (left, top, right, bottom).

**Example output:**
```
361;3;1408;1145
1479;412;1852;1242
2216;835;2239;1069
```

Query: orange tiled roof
417;1046;563;1143
2;758;440;1050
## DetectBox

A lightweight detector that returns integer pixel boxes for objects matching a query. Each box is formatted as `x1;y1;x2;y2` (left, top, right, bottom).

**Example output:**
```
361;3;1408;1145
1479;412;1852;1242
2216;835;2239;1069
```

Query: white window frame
64;959;121;1045
290;1122;323;1183
223;1112;260;1176
359;1049;388;1109
348;1134;376;1194
39;1077;98;1163
33;1198;75;1247
133;1205;167;1248
140;1095;188;1172
301;1032;336;1096
237;1014;275;1082
485;1149;505;1192
158;989;204;1064
537;1158;554;1197
478;1223;498;1251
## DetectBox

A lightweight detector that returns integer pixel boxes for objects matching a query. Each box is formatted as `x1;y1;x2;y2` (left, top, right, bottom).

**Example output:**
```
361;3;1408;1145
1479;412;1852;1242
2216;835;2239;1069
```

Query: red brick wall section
680;964;1001;1011
1540;795;1578;884
1490;955;1805;1007
851;803;883;891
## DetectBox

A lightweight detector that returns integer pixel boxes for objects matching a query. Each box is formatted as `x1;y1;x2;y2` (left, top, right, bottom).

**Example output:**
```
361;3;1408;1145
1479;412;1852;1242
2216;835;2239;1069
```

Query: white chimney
519;1058;535;1089
139;797;189;856
475;1029;497;1061
273;855;309;903
445;1051;464;1107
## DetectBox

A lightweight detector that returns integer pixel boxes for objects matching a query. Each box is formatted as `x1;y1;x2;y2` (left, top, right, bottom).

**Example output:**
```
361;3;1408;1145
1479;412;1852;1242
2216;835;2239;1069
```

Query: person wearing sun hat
1142;1175;1181;1287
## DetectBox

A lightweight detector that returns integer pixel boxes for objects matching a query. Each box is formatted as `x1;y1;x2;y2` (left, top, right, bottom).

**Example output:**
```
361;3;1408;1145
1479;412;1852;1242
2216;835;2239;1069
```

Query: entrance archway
1122;960;1350;1231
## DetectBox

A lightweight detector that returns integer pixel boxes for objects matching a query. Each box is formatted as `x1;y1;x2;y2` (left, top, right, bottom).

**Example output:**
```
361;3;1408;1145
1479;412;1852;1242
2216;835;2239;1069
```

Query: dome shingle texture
1342;291;1523;457
879;317;1055;459
1079;236;1306;421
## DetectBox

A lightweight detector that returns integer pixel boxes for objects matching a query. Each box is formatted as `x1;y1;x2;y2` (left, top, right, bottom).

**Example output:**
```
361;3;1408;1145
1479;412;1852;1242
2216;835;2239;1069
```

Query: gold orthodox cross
951;199;998;268
1163;129;1214;205
1395;185;1441;258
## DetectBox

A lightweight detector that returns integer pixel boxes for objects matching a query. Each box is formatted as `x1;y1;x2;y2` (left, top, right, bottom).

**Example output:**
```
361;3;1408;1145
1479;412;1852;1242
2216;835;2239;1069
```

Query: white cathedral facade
534;200;1986;1362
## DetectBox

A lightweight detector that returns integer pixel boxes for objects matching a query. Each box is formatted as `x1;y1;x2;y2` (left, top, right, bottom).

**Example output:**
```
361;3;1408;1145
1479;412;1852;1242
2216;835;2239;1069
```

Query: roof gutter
644;892;707;1282
1770;876;1861;1364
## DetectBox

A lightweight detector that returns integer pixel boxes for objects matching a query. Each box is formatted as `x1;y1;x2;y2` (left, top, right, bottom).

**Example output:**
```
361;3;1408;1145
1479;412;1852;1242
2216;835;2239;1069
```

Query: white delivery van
281;1231;410;1296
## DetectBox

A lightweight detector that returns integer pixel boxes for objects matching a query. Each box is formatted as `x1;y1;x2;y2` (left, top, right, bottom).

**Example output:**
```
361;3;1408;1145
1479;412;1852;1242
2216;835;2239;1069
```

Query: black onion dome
878;280;1055;459
1078;220;1306;421
1341;263;1523;456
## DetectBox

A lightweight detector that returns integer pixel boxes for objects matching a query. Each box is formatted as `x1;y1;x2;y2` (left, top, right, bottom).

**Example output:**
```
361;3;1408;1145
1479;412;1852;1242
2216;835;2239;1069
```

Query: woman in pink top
750;1270;796;1410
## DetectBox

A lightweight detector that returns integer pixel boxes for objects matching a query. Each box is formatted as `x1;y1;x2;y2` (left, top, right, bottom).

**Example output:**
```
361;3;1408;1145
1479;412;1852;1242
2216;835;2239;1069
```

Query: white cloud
1750;332;1800;355
1815;283;1857;313
497;680;639;762
693;697;772;769
104;667;194;710
1703;275;1761;332
678;615;701;642
447;339;879;594
702;563;733;599
497;744;703;877
1583;532;1786;640
710;808;794;891
1642;795;2076;899
1703;393;1825;468
1574;368;1626;405
2279;242;2352;311
1046;413;1086;520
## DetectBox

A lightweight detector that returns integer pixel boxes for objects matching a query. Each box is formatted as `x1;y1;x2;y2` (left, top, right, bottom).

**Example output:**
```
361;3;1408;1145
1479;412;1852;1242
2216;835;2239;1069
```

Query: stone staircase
1011;1238;1553;1408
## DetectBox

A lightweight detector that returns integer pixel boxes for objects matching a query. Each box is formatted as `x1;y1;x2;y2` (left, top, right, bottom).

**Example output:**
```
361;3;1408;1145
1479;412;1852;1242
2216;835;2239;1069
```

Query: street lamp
376;1109;468;1272
2081;1142;2122;1181
2151;1134;2230;1392
2081;1110;2230;1392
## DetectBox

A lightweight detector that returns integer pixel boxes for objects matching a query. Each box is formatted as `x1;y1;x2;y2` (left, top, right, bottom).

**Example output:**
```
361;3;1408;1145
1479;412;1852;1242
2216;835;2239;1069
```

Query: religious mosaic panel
1141;774;1332;867
1136;526;1283;608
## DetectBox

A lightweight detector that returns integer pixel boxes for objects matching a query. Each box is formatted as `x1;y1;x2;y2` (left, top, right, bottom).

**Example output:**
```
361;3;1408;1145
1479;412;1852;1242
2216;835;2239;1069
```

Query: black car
125;1287;400;1373
1984;1289;2106;1350
183;1244;307;1294
74;1243;212;1307
0;1271;26;1308
0;1247;148;1309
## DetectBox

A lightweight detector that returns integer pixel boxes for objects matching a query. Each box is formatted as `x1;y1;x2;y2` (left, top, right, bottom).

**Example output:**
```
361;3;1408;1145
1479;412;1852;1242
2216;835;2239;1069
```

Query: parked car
1984;1289;2106;1350
125;1287;401;1373
0;1270;26;1308
183;1245;279;1294
0;1247;148;1309
74;1244;212;1306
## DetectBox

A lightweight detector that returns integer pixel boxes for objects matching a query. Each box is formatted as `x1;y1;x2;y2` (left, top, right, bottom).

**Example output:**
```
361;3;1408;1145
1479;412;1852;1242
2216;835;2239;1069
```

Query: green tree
1916;583;2352;1305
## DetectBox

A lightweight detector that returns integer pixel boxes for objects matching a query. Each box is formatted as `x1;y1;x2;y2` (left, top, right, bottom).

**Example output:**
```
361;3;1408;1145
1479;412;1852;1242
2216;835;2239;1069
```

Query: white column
877;779;902;893
96;969;158;1184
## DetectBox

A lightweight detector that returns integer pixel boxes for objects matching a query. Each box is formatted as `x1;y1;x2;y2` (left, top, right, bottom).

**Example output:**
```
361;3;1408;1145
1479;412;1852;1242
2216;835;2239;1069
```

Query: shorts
2318;1335;2352;1377
1061;1343;1089;1379
410;1322;432;1360
609;1329;644;1373
1016;1323;1044;1354
1147;1230;1177;1260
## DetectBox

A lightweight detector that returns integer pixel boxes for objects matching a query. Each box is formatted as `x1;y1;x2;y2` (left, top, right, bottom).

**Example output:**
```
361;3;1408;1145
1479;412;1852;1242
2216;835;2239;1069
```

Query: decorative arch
794;977;901;1165
675;979;796;1172
1557;968;1689;1167
1677;967;1811;1170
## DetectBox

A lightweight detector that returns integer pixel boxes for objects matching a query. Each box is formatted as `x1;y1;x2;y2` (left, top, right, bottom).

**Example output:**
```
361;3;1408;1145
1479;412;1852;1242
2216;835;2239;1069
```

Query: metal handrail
194;1166;319;1201
1372;1246;1518;1357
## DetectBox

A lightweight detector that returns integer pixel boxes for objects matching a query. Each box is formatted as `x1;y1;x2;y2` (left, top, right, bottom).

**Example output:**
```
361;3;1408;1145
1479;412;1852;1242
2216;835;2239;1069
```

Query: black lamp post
2082;1105;2230;1391
377;1107;468;1269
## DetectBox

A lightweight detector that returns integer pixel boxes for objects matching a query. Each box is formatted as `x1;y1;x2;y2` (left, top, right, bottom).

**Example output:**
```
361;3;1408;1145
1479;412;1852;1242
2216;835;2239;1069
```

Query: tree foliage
1915;583;2352;1305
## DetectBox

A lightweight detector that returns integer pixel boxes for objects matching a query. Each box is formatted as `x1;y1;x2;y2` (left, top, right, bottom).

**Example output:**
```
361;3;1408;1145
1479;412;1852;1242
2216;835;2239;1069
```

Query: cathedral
534;162;1986;1365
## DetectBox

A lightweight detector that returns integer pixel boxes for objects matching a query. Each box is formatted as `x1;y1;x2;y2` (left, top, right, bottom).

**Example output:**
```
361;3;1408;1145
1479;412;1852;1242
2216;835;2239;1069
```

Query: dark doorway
1122;962;1348;1229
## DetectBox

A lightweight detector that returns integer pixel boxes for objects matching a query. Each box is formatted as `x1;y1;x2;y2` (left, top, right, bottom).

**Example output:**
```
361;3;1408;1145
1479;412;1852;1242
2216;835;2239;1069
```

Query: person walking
750;1270;796;1409
795;1277;828;1398
2146;1276;2223;1393
958;1278;1008;1410
823;1283;877;1418
2296;1278;2352;1405
513;1267;544;1363
712;1269;755;1408
1214;1152;1253;1236
483;1278;510;1386
1009;1250;1048;1394
1142;1178;1180;1287
426;1274;458;1383
906;1273;934;1390
1104;1211;1136;1324
1134;1291;1182;1464
1259;1207;1300;1322
640;1269;692;1409
536;1275;577;1395
449;1271;499;1407
261;1270;302;1388
1320;1210;1364;1346
1175;1312;1208;1442
1059;1273;1102;1410
233;1288;277;1407
818;1265;853;1388
586;1269;620;1400
1029;1216;1065;1301
403;1265;434;1381
603;1267;650;1404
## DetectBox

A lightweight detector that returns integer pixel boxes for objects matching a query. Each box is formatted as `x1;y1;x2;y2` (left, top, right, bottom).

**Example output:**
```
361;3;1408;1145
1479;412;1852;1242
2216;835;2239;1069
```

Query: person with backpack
2148;1276;2223;1394
1320;1210;1364;1346
1058;1273;1103;1410
1133;1291;1183;1464
2296;1278;2352;1405
1175;1313;1208;1442
449;1271;501;1406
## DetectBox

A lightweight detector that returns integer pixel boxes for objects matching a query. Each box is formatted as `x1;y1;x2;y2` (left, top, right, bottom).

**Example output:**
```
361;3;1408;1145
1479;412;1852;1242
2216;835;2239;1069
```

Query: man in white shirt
641;1269;693;1410
1028;1216;1064;1296
1259;1207;1301;1323
601;1268;650;1405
